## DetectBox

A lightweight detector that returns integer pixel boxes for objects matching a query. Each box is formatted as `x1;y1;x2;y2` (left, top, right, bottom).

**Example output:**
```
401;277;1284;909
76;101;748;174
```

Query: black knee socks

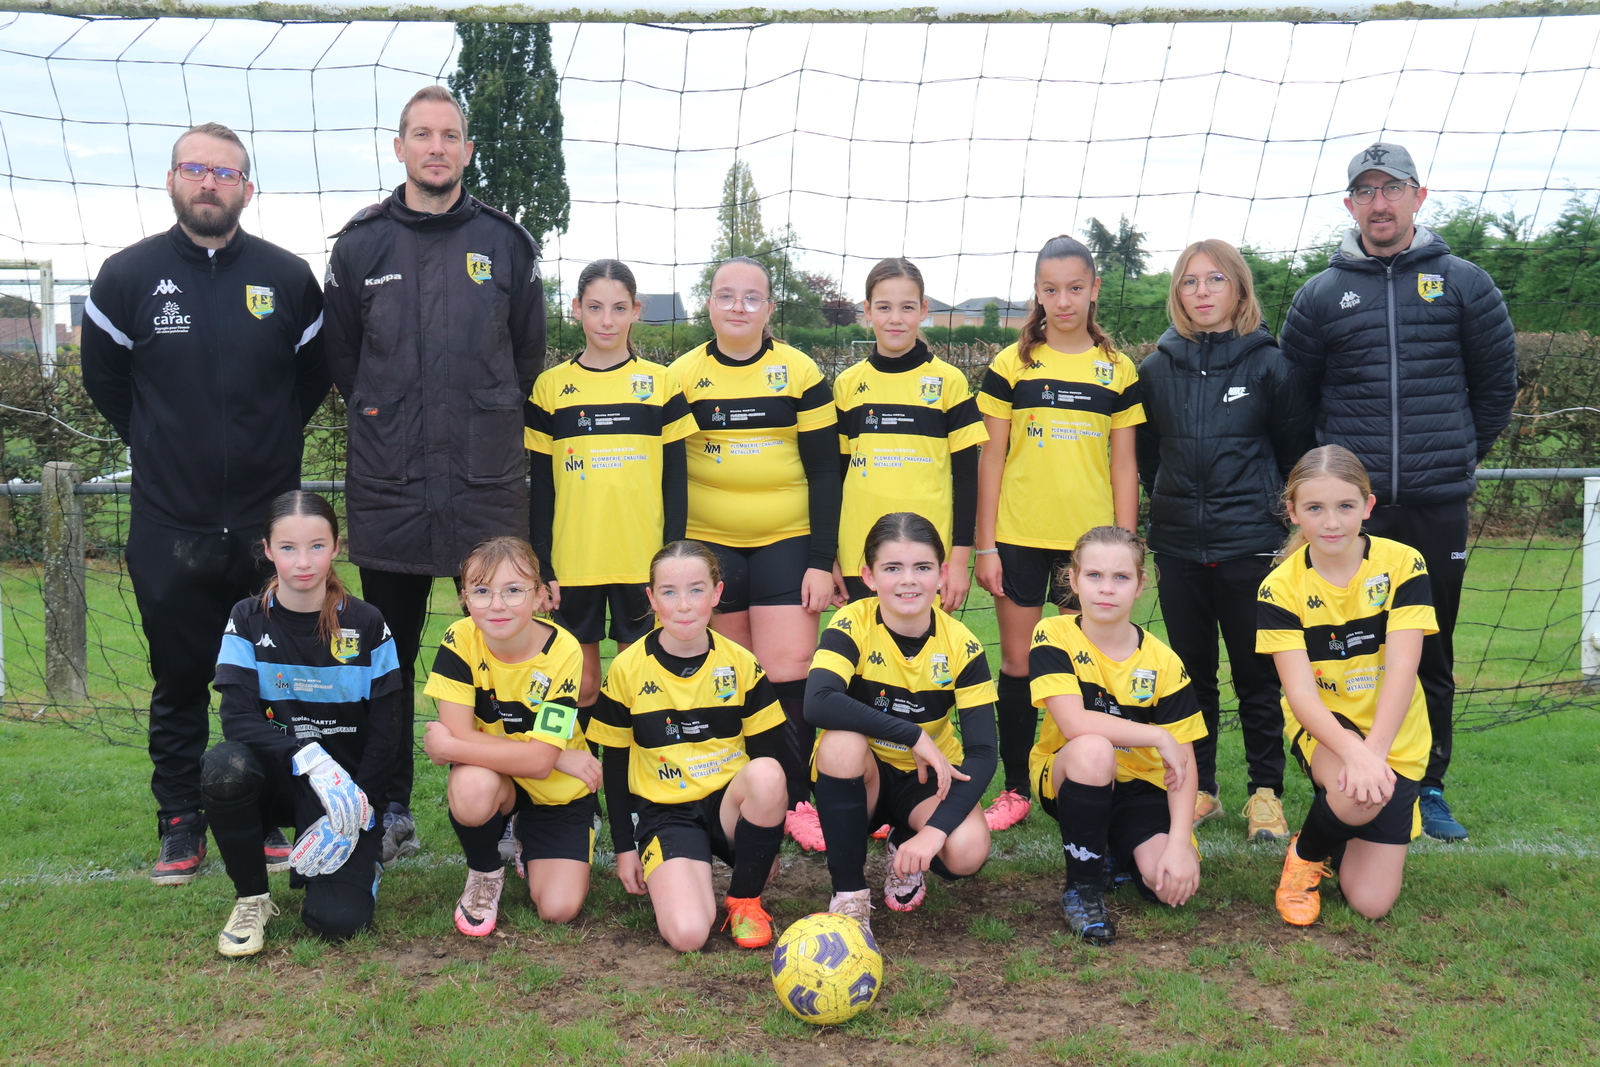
1056;779;1114;889
730;817;785;898
1295;793;1357;863
997;672;1037;797
772;678;814;809
450;810;507;873
814;773;869;893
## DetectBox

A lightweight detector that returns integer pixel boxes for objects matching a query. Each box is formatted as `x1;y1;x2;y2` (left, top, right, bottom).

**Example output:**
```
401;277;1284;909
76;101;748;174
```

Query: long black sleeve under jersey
798;425;842;570
662;439;688;544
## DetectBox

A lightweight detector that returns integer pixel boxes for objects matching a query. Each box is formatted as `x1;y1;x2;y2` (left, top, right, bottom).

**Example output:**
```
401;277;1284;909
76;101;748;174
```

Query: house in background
925;297;1030;329
639;293;689;325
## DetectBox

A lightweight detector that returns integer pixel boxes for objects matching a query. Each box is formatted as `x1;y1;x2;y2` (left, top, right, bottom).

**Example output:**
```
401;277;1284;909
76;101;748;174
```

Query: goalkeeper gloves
291;742;374;837
289;816;356;877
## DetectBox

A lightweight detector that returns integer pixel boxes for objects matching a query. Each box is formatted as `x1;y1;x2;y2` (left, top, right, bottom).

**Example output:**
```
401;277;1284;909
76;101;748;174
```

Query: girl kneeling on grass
422;537;600;937
587;540;790;952
805;512;997;937
203;490;402;957
1030;525;1204;946
1258;446;1436;925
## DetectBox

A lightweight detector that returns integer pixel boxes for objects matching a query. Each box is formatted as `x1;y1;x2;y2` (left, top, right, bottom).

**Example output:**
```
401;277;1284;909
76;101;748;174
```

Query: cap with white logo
1348;142;1421;188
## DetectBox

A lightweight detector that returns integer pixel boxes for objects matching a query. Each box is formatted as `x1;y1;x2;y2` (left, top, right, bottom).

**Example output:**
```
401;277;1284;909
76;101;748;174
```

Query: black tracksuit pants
126;515;273;828
1363;500;1469;789
1154;553;1286;798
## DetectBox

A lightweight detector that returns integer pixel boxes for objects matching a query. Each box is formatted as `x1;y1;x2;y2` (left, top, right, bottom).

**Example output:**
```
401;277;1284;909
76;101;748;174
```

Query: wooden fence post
42;461;86;705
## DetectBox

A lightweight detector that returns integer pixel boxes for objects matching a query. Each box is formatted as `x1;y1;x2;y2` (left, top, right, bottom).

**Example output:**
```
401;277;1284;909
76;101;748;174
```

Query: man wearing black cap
1279;142;1518;841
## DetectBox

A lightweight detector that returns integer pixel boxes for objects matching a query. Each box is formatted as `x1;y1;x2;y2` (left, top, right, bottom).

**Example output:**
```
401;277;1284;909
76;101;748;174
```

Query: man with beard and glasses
83;122;330;885
322;86;547;864
1279;142;1517;843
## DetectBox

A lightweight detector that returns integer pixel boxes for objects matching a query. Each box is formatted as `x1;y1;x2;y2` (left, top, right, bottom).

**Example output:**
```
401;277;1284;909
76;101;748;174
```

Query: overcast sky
0;13;1596;310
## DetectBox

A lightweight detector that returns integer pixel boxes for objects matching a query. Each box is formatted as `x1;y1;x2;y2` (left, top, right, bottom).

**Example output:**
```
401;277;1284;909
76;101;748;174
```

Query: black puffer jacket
323;186;545;575
1137;326;1314;562
1278;226;1517;505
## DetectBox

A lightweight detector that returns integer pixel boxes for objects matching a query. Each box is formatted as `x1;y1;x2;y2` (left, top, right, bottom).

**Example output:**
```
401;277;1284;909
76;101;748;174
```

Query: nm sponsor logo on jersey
466;252;493;284
246;285;275;319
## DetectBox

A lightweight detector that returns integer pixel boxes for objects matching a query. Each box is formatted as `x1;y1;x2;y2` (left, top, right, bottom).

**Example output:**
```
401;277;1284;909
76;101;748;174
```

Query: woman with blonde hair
1134;238;1314;842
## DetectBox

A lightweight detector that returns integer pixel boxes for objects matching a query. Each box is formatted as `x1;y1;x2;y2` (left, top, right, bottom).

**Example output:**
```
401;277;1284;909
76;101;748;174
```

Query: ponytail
1019;235;1114;368
259;491;348;644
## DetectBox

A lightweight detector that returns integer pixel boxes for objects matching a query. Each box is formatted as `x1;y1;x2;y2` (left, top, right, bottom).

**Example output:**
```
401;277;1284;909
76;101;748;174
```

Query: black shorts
705;535;811;613
512;787;599;863
870;756;971;832
555;582;653;644
997;543;1073;609
634;786;734;880
842;575;872;604
1291;714;1423;846
1039;774;1175;902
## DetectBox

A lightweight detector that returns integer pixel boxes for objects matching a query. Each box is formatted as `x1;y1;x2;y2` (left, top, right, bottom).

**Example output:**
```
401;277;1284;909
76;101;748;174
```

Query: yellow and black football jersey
1027;614;1205;793
587;630;784;804
670;338;837;547
810;596;996;771
525;355;696;585
1256;535;1437;779
976;342;1144;550
834;346;988;575
424;617;591;806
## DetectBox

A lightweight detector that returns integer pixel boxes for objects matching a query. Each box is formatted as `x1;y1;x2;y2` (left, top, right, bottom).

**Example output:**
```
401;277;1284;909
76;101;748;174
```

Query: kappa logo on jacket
151;279;183;296
1339;290;1361;310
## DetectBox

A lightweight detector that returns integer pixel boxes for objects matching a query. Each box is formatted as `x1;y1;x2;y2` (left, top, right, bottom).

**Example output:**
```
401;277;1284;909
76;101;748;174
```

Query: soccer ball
771;912;883;1025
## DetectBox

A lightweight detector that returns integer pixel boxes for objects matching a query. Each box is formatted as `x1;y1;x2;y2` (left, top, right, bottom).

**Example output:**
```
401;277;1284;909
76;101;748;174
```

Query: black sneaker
152;813;207;886
381;807;421;865
264;828;292;874
1060;884;1115;945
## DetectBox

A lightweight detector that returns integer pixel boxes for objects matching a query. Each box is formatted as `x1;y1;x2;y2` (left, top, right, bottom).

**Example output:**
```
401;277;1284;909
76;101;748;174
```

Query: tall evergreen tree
449;22;569;246
694;160;822;329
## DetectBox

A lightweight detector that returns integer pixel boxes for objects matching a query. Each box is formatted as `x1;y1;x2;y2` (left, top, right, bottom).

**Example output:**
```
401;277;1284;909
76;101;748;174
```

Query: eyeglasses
1349;181;1417;205
465;585;532;608
175;162;246;187
1178;272;1231;295
712;293;769;313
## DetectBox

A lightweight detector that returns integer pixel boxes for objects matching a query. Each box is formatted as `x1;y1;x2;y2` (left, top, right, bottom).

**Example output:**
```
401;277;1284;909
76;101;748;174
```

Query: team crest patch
527;670;552;705
245;285;275;320
1129;667;1157;702
712;665;738;701
1093;359;1114;386
919;375;943;404
1417;273;1444;303
764;364;789;392
631;374;655;401
467;252;493;284
1364;573;1391;609
330;628;360;661
931;653;952;687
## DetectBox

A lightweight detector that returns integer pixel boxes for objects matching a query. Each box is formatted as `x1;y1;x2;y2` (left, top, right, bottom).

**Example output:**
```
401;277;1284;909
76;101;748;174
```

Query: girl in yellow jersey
1028;526;1204;946
422;538;601;937
833;258;987;608
1257;446;1436;926
805;512;997;936
587;540;790;952
526;259;696;716
975;235;1146;833
671;257;843;836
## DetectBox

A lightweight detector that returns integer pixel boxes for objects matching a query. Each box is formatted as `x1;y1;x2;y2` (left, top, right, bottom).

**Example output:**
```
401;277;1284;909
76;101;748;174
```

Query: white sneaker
455;867;506;937
217;893;279;957
828;888;874;941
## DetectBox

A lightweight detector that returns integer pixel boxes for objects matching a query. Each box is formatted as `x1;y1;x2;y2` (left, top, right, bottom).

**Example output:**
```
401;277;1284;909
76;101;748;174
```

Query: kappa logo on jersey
466;252;493;284
1259;586;1275;601
1306;594;1325;609
867;650;886;666
257;634;276;649
1063;842;1102;862
855;380;870;395
560;383;580;396
442;629;456;646
153;300;191;335
330;628;360;662
764;364;789;392
835;617;851;631
151;279;183;296
527;670;552;704
382;624;391;640
1093;360;1114;387
1339;290;1361;310
1417;273;1445;303
965;640;981;656
558;679;577;696
1129;667;1157;702
631;374;655;401
364;273;401;287
1033;630;1050;645
1364;573;1390;609
1414;556;1428;571
1223;387;1250;403
1074;649;1093;665
246;285;275;320
712;665;737;702
224;617;237;634
638;680;663;696
695;377;714;389
919;376;943;404
931;653;952;687
479;661;490;674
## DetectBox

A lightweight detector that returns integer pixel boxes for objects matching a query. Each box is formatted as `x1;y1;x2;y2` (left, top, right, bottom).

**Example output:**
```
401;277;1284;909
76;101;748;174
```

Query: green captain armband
533;701;579;741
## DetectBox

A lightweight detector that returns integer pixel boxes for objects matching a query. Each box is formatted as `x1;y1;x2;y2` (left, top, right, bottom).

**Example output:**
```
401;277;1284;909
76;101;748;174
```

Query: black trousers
201;741;381;941
358;568;463;810
1154;553;1285;797
1363;500;1469;789
126;515;273;827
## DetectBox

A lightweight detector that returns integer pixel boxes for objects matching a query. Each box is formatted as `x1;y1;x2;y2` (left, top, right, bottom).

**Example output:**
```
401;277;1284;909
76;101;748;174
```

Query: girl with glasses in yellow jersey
422;538;601;938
